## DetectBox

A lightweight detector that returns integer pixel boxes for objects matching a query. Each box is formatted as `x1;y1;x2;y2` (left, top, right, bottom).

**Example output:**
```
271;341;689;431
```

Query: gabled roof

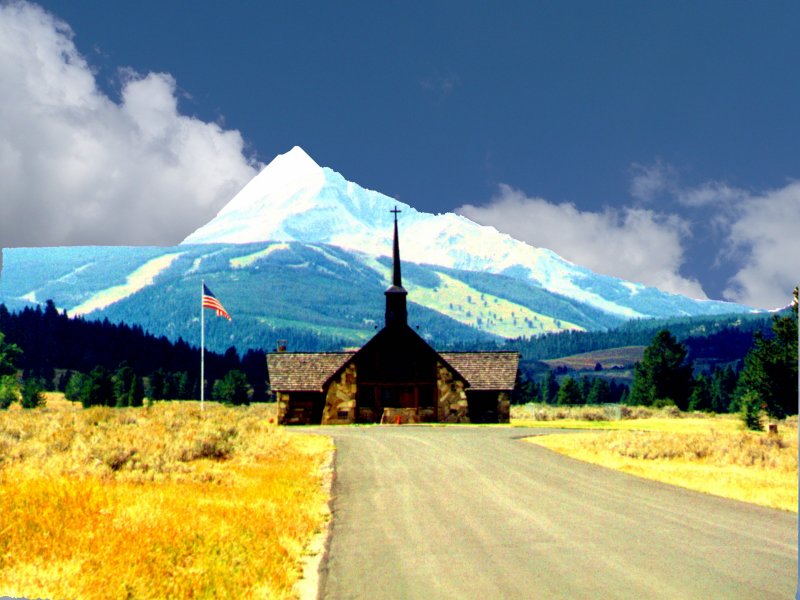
322;324;468;388
268;349;519;393
438;351;519;391
268;352;355;392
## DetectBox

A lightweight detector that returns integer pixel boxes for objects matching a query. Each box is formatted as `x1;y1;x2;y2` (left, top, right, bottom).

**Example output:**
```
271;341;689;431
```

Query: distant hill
0;240;760;355
542;346;646;371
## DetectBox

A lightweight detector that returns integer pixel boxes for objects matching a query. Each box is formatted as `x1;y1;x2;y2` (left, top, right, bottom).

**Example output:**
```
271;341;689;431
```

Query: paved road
306;426;797;599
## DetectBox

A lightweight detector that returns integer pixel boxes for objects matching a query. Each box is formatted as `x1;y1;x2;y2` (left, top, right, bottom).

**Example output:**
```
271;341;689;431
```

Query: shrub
740;391;764;431
0;375;19;409
20;378;46;409
212;370;250;406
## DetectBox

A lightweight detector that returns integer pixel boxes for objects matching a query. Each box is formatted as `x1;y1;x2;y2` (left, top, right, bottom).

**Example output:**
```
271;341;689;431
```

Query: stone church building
267;211;519;425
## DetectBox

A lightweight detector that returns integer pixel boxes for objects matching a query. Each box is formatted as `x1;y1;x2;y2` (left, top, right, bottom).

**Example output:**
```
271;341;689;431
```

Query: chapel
267;210;519;425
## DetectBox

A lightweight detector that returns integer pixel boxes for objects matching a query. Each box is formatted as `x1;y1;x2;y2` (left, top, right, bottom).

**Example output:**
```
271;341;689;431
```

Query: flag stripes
202;284;232;320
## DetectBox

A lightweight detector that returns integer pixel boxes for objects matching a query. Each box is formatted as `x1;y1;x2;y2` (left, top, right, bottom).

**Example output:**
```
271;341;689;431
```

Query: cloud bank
0;1;258;247
458;171;800;310
458;186;706;299
722;182;800;309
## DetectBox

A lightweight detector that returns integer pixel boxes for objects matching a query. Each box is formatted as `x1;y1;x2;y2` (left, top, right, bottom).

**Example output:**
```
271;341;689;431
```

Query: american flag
202;284;232;321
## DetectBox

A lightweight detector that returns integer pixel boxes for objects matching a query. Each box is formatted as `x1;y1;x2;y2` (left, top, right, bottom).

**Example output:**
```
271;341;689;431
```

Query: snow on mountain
182;147;749;319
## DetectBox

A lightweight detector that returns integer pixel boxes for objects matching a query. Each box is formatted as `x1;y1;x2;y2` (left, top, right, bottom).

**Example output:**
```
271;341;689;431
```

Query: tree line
506;312;773;362
0;301;268;407
513;305;798;430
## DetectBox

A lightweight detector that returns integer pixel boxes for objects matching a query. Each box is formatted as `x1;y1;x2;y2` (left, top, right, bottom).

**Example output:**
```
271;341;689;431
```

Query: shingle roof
438;352;519;391
267;352;356;392
268;350;519;393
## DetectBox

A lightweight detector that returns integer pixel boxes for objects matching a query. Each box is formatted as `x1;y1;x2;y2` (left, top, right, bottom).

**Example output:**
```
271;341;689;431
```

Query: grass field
514;404;798;512
0;395;332;599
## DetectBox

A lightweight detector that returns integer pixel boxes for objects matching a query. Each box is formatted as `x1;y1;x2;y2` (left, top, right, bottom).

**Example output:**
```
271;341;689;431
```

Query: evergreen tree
710;366;737;413
82;366;113;408
735;305;798;422
0;375;18;409
174;371;189;400
129;375;145;407
587;378;612;404
557;376;584;405
512;369;539;404
113;363;136;408
65;372;87;402
542;371;560;404
20;378;45;409
212;370;250;405
628;330;693;409
688;373;713;412
0;331;21;377
148;369;165;401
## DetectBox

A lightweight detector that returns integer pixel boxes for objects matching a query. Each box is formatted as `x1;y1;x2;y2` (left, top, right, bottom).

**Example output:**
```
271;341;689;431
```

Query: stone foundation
497;391;510;423
322;363;358;424
436;361;469;423
276;392;289;424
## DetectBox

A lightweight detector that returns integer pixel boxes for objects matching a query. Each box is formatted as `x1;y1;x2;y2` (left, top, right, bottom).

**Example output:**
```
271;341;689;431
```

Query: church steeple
391;207;402;287
384;207;408;327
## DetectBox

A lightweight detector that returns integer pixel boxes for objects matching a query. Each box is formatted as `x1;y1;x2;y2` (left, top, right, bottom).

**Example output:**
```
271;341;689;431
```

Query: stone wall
436;361;469;423
276;392;289;424
497;391;510;424
322;363;358;424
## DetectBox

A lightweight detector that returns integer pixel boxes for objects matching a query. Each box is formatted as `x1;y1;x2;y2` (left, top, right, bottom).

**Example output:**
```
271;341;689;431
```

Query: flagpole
794;285;798;600
201;279;205;412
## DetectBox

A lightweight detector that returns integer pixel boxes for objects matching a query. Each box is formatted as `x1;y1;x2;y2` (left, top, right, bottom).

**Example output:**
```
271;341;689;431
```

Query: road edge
294;442;336;600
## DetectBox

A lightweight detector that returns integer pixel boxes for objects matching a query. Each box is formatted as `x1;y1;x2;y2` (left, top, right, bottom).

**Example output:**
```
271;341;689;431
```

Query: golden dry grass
0;397;332;599
525;415;798;512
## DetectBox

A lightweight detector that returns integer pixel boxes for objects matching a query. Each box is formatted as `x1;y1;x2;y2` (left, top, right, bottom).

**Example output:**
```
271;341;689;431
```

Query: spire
384;207;408;328
391;207;402;287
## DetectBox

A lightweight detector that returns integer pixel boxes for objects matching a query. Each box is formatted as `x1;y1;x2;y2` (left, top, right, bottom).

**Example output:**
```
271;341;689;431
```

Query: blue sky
0;1;798;309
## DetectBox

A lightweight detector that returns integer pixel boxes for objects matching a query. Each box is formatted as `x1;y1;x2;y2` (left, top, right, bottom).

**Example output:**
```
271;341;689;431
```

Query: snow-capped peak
183;146;326;243
181;147;750;319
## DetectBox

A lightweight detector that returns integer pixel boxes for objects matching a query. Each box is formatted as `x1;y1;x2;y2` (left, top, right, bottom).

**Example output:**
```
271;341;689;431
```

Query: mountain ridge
182;146;751;320
0;147;757;354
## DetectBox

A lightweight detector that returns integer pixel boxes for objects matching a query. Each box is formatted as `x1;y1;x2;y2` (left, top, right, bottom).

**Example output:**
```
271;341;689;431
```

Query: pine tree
629;330;693;409
129;375;144;407
0;331;21;377
688;373;713;412
0;375;18;409
65;372;87;402
212;370;250;406
710;366;737;413
542;371;559;404
587;378;612;404
113;363;135;408
20;378;45;409
735;305;798;423
557;377;584;405
83;366;113;408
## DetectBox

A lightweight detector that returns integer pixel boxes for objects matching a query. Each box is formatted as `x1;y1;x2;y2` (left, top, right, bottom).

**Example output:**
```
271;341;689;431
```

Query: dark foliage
0;301;268;403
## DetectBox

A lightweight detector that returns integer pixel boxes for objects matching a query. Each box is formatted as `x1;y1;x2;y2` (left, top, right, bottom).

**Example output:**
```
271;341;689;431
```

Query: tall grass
0;398;332;599
528;416;798;511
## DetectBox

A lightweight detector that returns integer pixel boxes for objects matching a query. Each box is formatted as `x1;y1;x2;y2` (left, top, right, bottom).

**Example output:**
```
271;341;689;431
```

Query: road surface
308;426;796;599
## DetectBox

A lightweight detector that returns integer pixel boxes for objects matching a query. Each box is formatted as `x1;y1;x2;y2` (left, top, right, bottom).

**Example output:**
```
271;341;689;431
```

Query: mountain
0;147;756;354
183;147;750;320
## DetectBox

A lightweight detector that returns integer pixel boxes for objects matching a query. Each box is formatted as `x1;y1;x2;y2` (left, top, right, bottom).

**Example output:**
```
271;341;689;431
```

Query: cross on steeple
384;205;408;327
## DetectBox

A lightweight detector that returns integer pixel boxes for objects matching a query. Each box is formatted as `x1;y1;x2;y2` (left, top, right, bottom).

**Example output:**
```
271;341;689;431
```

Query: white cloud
722;181;800;309
677;181;748;208
0;1;259;247
628;160;677;203
457;185;707;299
